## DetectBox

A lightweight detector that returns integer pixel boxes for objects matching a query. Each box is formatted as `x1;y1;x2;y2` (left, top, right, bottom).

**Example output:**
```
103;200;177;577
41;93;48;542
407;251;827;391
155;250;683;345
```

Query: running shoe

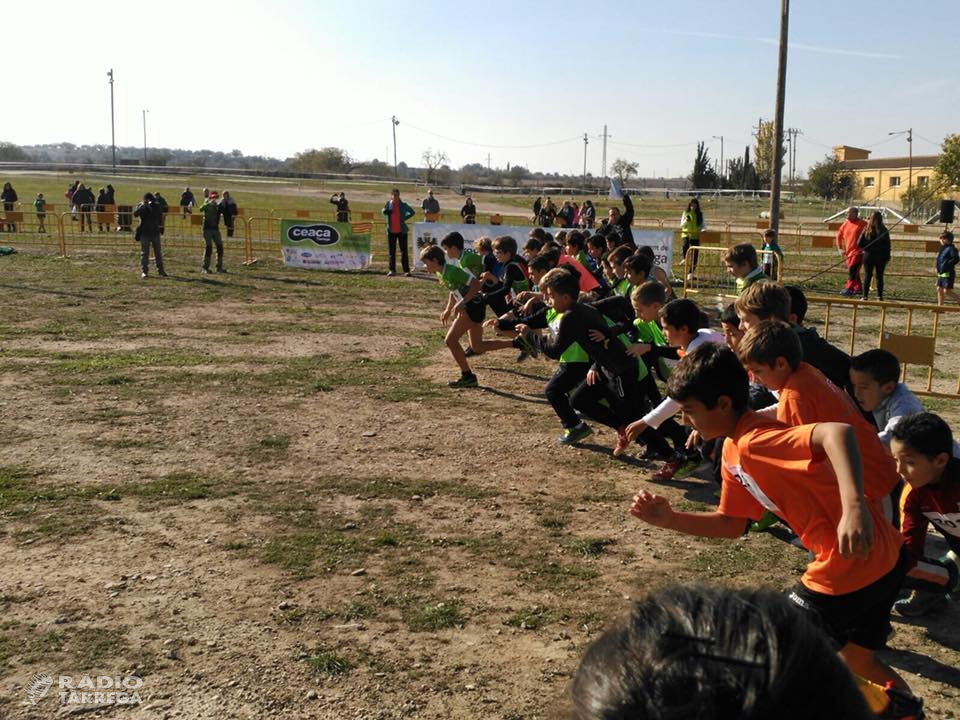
515;350;528;362
652;455;685;480
448;373;478;389
516;331;539;359
464;346;477;357
894;590;949;618
558;423;593;445
748;510;779;533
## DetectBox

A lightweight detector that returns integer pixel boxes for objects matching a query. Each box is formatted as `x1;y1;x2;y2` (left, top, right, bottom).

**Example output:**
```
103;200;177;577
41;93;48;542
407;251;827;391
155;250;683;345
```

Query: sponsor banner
412;223;673;275
280;220;372;270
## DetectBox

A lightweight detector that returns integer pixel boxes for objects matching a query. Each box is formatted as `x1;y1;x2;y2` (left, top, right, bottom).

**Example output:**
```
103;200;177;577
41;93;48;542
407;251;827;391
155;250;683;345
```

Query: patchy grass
315;475;496;501
304;647;353;677
570;537;615;557
402;600;466;632
504;606;556;631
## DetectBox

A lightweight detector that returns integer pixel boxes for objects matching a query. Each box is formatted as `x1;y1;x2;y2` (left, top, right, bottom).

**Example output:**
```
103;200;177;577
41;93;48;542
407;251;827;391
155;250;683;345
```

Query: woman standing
1;182;18;232
460;196;477;224
679;198;704;278
858;211;891;301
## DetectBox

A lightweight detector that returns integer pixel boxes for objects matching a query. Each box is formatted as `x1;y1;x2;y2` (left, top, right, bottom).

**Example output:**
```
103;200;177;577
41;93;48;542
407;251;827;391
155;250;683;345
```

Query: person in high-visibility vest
679;197;704;279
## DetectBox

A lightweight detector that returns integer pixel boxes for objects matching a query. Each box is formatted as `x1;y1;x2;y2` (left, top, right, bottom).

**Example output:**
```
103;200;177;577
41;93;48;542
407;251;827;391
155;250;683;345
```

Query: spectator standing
1;182;18;232
154;191;169;236
679;197;703;277
180;187;196;216
330;192;350;222
220;191;238;237
557;201;575;229
760;228;783;279
66;180;79;222
421;190;440;220
836;206;867;296
858;211;891;301
936;230;960;306
607;192;635;247
73;184;95;232
134;192;166;278
460;196;477;224
200;191;226;274
580;200;596;229
33;193;47;233
104;184;115;205
532;196;542;223
96;187;110;232
381;188;415;276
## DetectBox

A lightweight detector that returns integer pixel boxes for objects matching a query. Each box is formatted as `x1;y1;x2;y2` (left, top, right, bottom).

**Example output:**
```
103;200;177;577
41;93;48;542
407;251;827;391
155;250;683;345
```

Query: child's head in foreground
419;245;446;273
723;243;759;279
658;299;708;348
439;231;465;258
474;236;493;255
734;282;791;330
849;349;901;413
890;412;955;490
632;282;666;322
666;343;748;440
571;584;873;720
941;230;955;246
736;320;802;392
623;253;654;287
539;267;580;312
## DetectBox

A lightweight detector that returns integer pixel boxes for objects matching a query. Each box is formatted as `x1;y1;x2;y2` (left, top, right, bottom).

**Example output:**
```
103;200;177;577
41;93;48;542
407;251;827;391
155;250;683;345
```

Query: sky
8;0;957;178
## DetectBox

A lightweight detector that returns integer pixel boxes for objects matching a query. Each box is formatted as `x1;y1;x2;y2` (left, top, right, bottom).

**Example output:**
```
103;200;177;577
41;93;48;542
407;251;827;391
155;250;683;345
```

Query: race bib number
925;511;960;538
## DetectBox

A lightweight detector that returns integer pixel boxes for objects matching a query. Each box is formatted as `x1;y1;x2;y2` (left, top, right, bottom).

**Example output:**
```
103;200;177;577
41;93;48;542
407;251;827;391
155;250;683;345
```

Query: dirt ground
1;250;959;719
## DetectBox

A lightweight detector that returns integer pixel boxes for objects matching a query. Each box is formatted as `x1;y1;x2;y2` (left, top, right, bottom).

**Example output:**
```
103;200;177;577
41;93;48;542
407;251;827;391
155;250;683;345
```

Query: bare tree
421;149;449;184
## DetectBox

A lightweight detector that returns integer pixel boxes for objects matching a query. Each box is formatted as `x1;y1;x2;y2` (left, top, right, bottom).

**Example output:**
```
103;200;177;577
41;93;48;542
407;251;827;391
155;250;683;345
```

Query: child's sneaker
748;510;779;533
558;423;592;445
894;590;948;617
448;373;478;389
464;346;477;357
652;455;685;480
515;330;539;359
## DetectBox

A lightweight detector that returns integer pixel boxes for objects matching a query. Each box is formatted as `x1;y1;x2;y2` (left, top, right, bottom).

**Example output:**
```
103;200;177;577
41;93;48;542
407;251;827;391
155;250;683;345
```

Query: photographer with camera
134;193;166;278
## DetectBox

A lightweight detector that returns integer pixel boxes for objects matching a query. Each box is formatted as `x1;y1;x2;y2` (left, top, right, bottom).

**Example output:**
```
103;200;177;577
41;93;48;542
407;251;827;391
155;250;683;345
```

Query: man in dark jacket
154;191;169;235
180;187;196;216
606;193;635;247
134;193;166;278
73;184;96;232
330;192;349;222
220;191;238;237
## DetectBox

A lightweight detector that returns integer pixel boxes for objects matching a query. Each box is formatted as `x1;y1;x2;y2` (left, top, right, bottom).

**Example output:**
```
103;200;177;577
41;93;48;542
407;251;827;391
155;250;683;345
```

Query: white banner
412;222;673;276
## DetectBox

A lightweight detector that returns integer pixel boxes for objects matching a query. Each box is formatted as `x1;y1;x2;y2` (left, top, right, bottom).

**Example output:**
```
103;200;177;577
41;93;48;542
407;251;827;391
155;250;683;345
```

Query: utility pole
888;127;913;203
142;109;148;164
391;116;399;178
107;69;116;171
785;130;792;187
712;135;724;188
600;125;610;181
582;133;589;190
487;152;491;170
768;0;789;238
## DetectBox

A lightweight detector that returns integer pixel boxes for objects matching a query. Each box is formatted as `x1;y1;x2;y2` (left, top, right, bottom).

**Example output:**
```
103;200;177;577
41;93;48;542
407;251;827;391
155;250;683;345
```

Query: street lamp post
391;116;399;178
582;133;588;190
888;128;913;202
107;69;116;171
712;135;724;188
142;109;148;164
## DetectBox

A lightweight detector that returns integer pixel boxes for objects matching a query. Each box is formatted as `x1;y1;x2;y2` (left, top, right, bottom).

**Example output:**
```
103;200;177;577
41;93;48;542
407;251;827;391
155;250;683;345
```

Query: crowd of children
419;220;960;715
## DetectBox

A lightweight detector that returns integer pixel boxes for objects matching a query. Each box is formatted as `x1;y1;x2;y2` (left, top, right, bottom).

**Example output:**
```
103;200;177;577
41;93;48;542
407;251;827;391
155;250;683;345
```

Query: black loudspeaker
940;199;956;225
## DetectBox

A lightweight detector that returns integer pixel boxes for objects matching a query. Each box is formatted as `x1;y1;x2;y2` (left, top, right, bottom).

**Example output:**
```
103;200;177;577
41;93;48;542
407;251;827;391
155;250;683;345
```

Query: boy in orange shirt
630;343;910;694
737;320;900;506
836;206;867;296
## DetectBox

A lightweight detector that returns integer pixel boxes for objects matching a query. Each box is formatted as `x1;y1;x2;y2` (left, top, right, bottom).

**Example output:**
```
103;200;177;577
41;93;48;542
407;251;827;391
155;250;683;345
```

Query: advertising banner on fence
280;220;372;270
412;223;673;275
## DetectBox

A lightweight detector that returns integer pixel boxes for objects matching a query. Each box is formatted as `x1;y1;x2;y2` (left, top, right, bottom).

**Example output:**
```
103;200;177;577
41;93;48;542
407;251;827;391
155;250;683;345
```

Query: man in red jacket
836;206;867;296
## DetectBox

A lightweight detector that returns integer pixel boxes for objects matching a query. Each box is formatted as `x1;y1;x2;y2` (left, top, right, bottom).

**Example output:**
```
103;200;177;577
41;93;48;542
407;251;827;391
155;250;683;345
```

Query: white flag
608;178;623;200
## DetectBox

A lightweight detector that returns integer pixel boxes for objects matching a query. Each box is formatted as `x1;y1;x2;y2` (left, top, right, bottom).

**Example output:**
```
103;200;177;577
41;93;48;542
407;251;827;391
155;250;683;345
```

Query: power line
401;121;581;149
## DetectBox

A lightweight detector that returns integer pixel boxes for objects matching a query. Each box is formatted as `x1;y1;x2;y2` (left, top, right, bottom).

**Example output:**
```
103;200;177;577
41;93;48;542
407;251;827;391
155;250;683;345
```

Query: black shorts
461;298;485;324
937;273;955;290
786;547;907;651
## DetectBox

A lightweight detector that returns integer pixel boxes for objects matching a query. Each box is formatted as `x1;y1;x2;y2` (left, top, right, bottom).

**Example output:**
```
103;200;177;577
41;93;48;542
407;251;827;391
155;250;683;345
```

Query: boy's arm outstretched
630;490;747;539
810;422;873;558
